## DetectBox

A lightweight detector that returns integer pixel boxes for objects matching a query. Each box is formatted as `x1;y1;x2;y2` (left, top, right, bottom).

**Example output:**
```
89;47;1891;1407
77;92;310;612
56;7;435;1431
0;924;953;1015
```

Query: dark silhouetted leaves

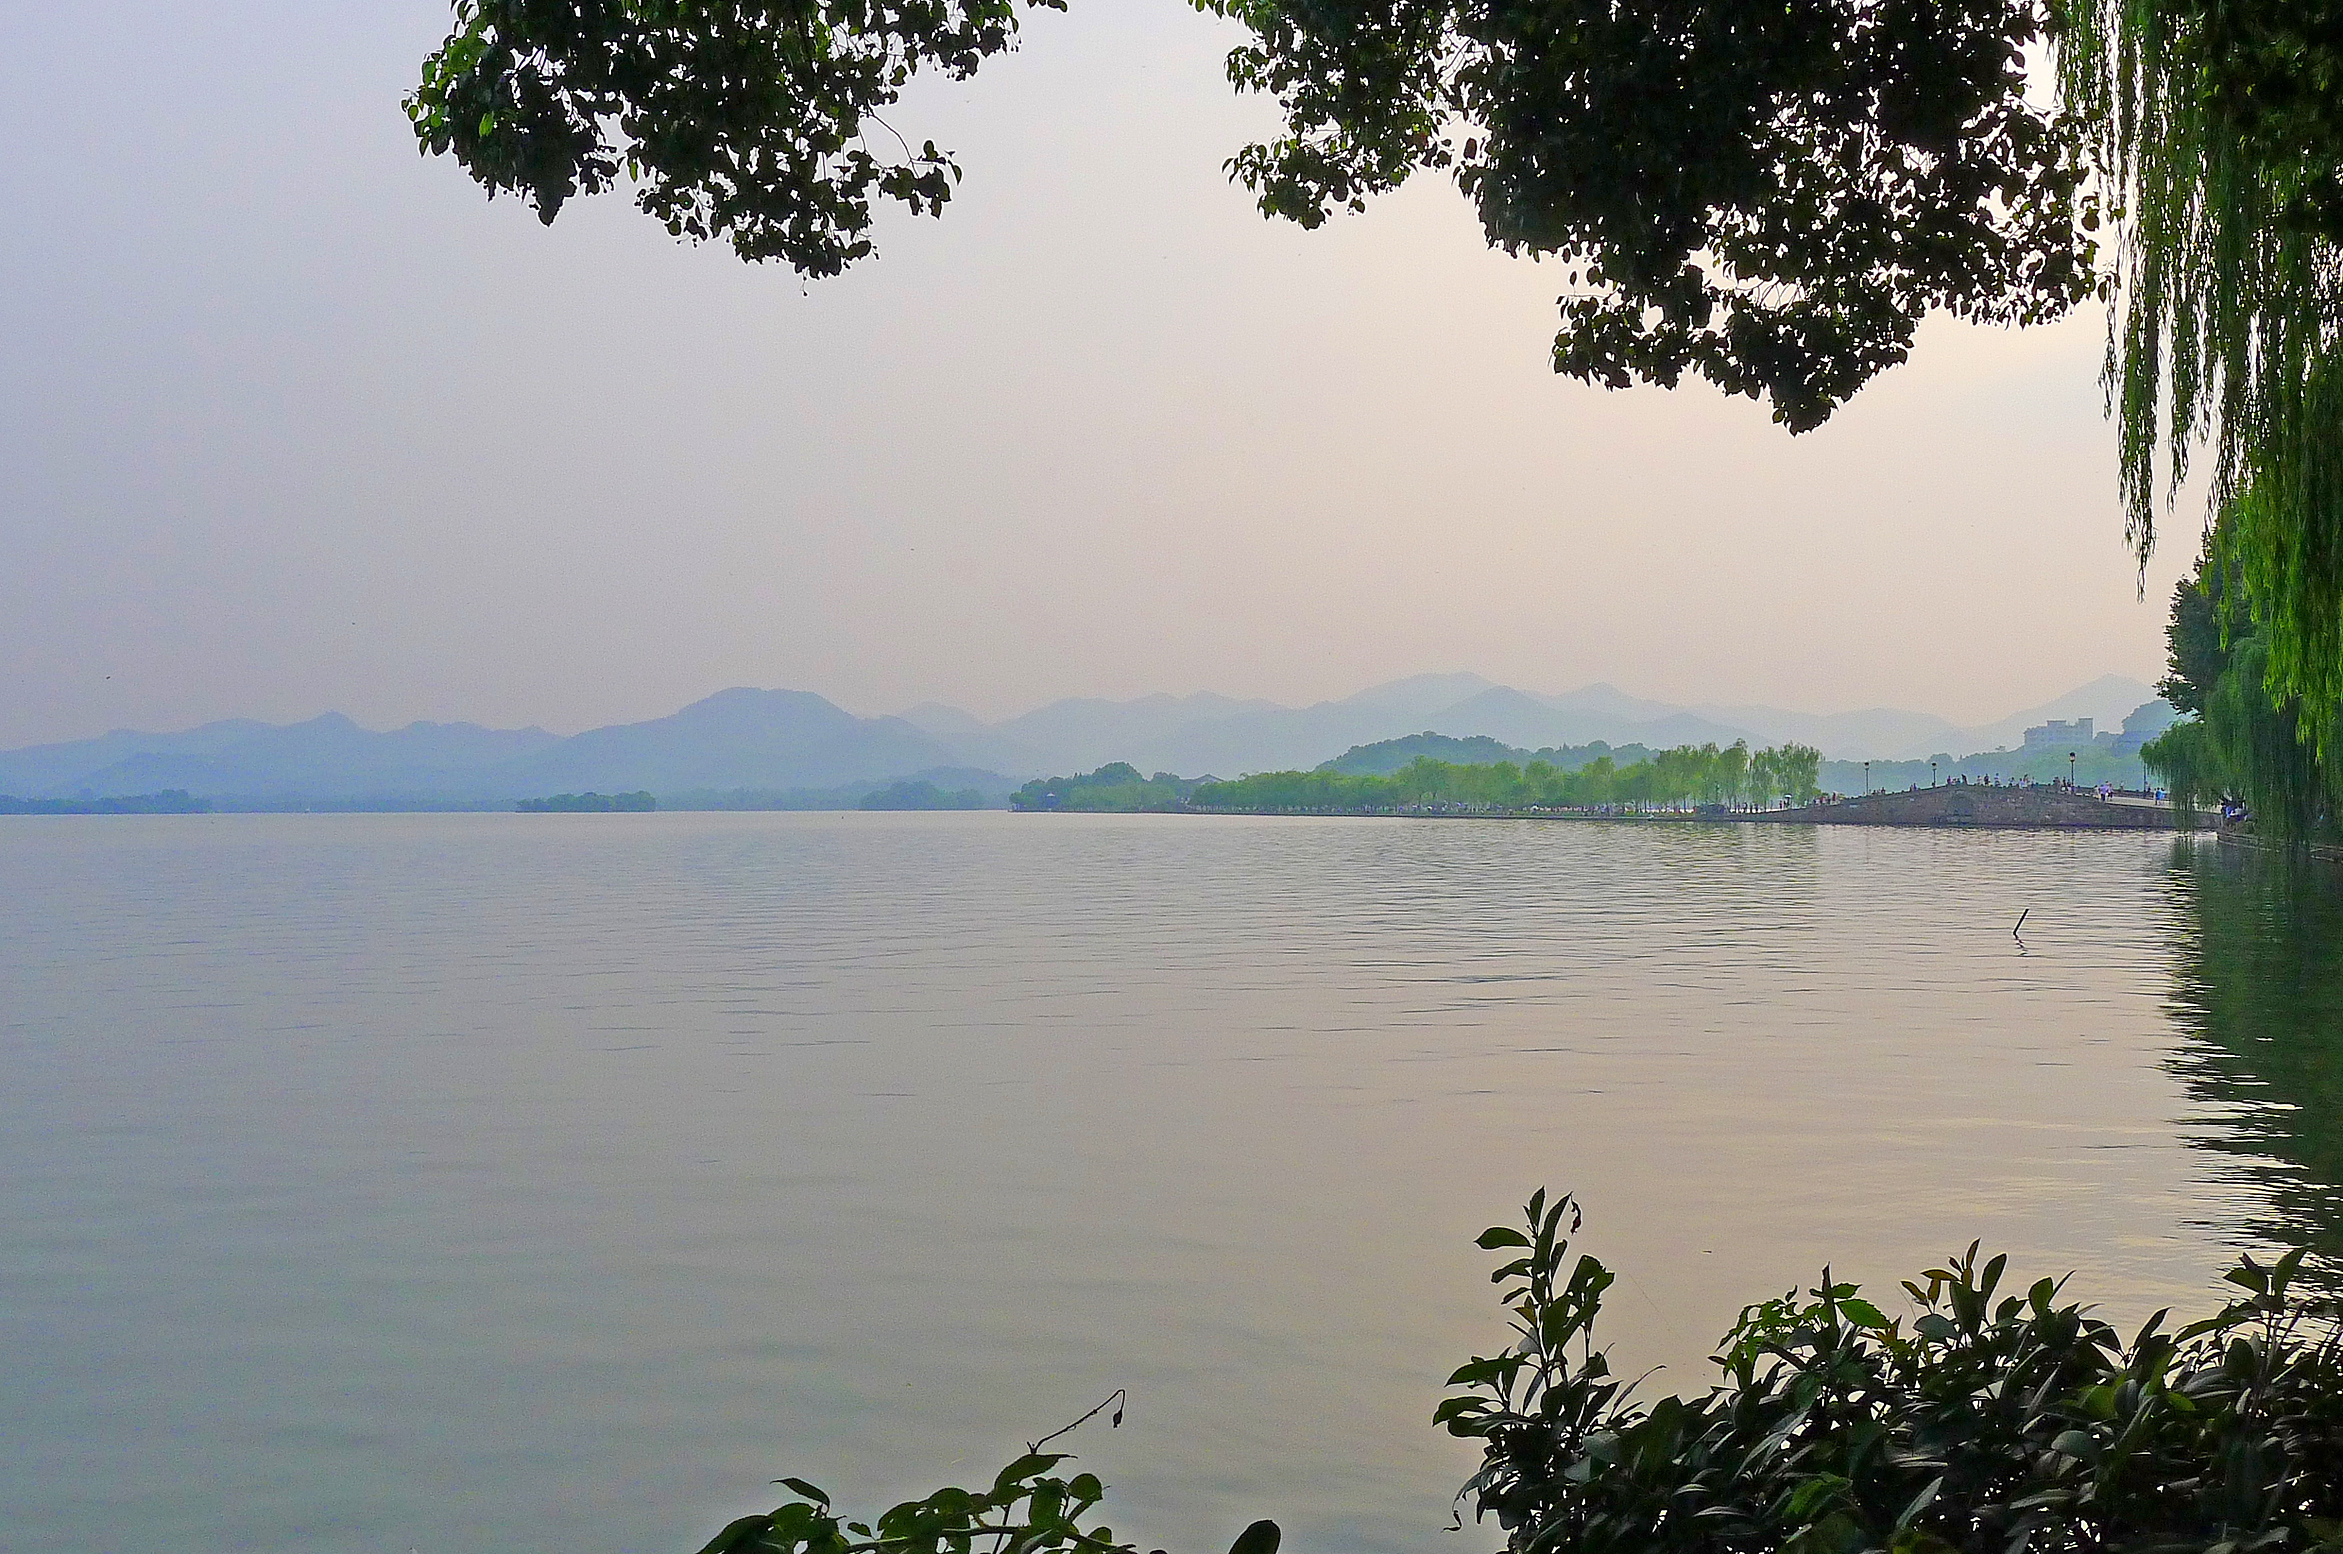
1225;1520;1279;1554
1196;0;2096;430
407;1;1067;276
693;1410;1276;1554
1441;1191;2343;1554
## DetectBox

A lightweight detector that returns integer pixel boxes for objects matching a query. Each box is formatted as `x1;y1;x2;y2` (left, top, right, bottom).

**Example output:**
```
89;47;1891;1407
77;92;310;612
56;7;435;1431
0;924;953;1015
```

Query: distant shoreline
1;790;2206;832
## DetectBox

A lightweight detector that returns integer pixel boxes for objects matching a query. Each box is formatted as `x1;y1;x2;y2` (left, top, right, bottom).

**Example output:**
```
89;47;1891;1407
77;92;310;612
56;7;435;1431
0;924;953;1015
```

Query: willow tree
407;0;2342;697
2147;521;2343;837
2058;0;2343;728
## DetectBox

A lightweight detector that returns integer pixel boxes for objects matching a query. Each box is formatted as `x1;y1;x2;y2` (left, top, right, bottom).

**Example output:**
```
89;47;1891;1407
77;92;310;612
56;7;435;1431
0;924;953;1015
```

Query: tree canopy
2058;0;2343;727
407;1;1065;275
1196;0;2095;432
410;0;2095;429
1179;741;1821;812
409;0;2343;710
2145;528;2341;836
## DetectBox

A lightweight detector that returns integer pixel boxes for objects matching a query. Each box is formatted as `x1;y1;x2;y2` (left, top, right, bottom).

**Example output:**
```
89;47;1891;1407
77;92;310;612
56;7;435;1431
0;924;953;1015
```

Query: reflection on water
2164;837;2343;1261
0;815;2333;1554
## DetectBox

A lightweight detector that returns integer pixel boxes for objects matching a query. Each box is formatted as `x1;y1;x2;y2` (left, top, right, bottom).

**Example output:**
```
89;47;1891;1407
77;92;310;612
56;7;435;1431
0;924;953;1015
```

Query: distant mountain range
1320;733;1662;776
0;689;970;805
0;673;2163;805
892;671;2161;774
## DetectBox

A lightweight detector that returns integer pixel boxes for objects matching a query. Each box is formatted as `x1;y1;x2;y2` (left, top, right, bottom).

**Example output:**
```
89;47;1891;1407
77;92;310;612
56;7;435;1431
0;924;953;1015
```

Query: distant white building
2022;717;2093;749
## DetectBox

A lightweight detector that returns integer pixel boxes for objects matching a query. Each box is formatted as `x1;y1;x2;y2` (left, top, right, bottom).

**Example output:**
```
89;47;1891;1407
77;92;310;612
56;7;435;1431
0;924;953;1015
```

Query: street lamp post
2069;751;2077;789
1864;760;1872;795
1931;760;1938;787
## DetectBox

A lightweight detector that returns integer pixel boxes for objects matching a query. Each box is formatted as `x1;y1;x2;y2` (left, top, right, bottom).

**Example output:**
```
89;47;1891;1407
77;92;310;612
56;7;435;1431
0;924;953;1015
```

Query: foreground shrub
1445;1192;2343;1554
704;1192;2343;1554
695;1405;1279;1554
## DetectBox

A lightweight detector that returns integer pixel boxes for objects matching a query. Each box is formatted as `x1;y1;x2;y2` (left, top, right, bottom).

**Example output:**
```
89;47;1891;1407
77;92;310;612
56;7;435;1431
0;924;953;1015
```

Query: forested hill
1320;732;1657;776
1015;744;1824;814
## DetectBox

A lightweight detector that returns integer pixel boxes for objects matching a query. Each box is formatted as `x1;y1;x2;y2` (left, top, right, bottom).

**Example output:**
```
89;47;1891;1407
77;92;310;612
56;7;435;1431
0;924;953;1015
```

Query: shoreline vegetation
0;789;211;815
0;741;2163;825
516;791;656;813
1327;730;2169;794
1015;744;1825;816
1010;729;2189;820
0;717;2183;823
706;1194;2343;1554
0;781;1013;816
857;778;991;811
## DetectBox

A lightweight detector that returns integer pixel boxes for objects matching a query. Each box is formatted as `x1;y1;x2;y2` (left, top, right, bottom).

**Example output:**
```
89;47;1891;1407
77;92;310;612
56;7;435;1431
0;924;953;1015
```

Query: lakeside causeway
1178;783;2199;829
1741;784;2192;830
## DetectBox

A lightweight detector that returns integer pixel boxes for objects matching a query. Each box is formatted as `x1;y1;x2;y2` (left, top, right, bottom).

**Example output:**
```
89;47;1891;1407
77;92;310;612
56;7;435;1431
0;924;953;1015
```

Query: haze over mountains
895;672;2159;774
2;674;2162;806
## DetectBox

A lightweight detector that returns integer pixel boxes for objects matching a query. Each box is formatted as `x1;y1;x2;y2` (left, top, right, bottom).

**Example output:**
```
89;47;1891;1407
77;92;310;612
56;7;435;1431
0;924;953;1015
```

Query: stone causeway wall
1745;785;2193;830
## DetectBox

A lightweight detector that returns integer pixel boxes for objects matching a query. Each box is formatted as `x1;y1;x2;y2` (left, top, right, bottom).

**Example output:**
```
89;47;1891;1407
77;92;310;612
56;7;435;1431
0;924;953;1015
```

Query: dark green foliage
693;1450;1278;1554
2058;0;2343;724
860;779;992;809
0;789;211;815
2203;635;2331;836
701;1193;2343;1554
1192;742;1821;812
409;0;2091;428
1344;736;2160;797
2143;533;2343;839
1010;764;1198;812
2168;838;2343;1268
407;1;1064;275
1444;1191;2343;1554
406;0;2343;724
1320;734;1655;777
516;790;656;811
663;770;1012;809
2163;570;2235;719
1009;747;1815;814
2142;721;2222;825
1197;0;2096;430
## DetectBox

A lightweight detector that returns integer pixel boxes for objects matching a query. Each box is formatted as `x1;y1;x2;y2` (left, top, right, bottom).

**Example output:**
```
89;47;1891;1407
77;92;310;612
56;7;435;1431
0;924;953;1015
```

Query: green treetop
410;0;2343;716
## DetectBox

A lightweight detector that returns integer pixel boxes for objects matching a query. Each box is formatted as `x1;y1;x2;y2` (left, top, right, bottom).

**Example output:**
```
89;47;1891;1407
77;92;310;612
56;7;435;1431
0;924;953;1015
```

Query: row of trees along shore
1193;742;1822;813
1013;743;1822;815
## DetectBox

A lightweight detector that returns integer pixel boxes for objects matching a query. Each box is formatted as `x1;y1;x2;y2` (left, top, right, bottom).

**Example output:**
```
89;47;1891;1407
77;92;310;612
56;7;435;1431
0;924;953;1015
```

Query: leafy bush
701;1194;2343;1554
696;1398;1279;1554
1443;1192;2343;1554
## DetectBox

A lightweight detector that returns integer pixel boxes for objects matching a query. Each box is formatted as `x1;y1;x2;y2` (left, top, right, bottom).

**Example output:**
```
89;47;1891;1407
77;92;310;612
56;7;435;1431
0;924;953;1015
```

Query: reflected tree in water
2165;837;2343;1263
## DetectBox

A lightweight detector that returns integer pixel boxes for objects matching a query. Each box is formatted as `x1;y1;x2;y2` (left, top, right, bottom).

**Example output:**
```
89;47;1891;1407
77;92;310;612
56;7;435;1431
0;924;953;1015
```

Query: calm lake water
5;813;2339;1554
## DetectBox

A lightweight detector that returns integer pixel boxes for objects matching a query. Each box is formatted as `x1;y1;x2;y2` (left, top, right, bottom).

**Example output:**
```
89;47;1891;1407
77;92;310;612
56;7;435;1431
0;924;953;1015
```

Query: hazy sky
2;3;2193;748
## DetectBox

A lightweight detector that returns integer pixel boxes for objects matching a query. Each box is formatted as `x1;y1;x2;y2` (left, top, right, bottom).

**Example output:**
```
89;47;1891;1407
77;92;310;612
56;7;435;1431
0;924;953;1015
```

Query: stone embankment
1747;785;2197;830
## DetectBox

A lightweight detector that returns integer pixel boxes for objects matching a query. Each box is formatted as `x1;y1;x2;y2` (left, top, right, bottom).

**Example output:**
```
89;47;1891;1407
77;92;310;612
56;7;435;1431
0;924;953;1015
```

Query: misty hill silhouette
899;674;2158;775
0;690;956;803
495;688;953;795
1;674;2162;804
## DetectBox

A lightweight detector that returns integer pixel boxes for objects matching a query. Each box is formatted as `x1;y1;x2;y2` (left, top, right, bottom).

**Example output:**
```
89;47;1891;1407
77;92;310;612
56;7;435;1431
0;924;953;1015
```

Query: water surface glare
0;813;2322;1553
